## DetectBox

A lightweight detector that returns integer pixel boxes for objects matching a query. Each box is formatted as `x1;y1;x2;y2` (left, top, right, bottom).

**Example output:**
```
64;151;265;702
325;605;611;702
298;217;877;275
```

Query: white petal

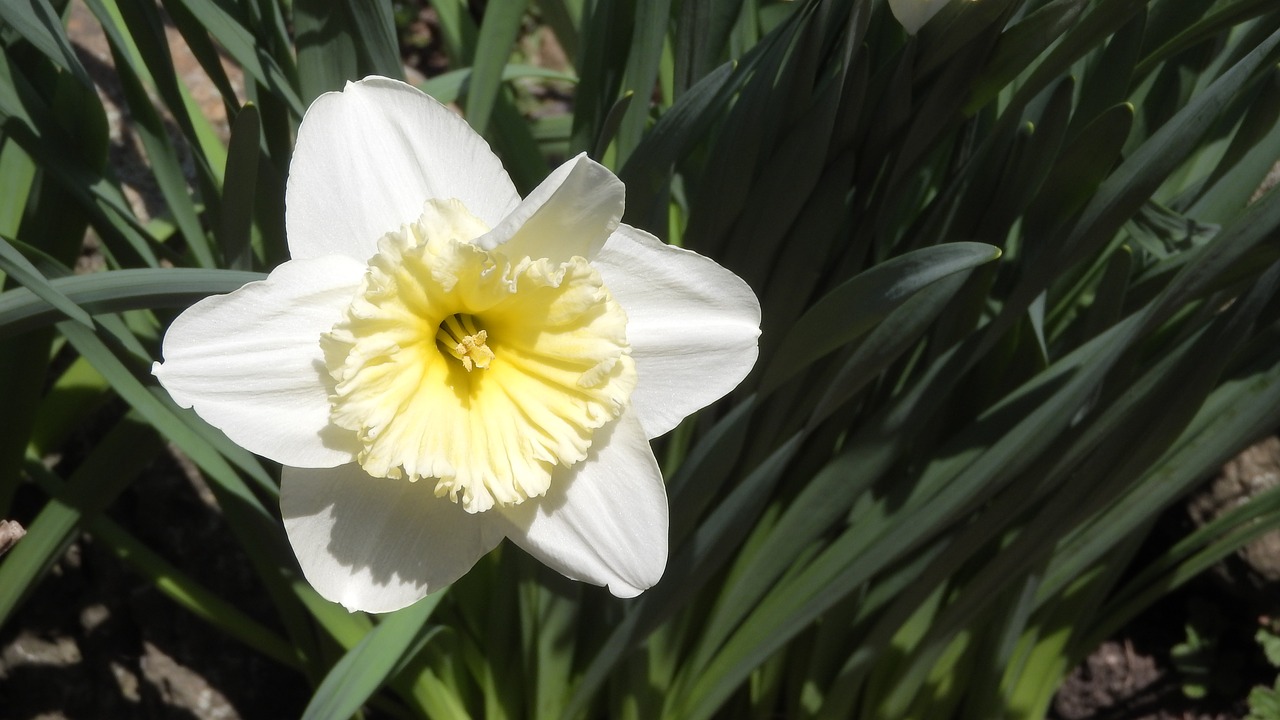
497;411;668;597
593;225;762;438
888;0;952;34
476;153;624;262
286;77;520;262
281;465;505;613
153;255;364;467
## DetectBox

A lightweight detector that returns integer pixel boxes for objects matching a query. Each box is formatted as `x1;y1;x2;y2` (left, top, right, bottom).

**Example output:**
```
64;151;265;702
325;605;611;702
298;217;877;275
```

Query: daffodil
888;0;954;35
152;77;761;613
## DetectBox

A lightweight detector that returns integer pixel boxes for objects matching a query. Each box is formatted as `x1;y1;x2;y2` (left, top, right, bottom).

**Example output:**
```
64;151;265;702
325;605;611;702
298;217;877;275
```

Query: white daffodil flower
888;0;953;35
152;77;761;613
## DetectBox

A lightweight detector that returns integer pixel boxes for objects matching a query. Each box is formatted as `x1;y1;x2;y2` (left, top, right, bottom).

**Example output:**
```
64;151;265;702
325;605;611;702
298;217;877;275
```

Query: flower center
322;199;637;513
436;314;493;371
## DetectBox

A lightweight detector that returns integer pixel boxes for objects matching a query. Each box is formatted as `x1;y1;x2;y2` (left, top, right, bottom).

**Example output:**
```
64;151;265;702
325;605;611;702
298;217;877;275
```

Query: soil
0;442;309;719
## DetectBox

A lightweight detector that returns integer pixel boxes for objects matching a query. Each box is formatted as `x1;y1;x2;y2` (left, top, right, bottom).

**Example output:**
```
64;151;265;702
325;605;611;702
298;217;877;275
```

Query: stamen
436;314;495;371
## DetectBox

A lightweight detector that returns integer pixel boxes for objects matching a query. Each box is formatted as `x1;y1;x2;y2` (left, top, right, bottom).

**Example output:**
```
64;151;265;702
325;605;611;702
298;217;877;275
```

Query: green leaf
344;0;402;80
0;51;160;268
0;267;262;338
0;0;93;88
0;235;93;328
613;0;673;164
467;0;530;134
965;0;1089;112
673;0;741;96
618;59;737;216
519;573;580;720
1188;64;1280;223
99;0;223;193
0;140;36;237
1024;102;1134;243
302;594;447;720
219;104;261;270
1259;627;1280;669
593;90;634;160
159;0;305;116
1068;8;1144;141
759;242;1001;393
95;24;214;267
808;270;971;428
1135;0;1279;78
419;65;578;105
916;0;1019;80
998;0;1147;123
294;0;361;104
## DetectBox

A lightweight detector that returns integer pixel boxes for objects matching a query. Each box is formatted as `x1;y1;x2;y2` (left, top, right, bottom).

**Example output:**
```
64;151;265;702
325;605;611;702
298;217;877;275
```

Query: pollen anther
436;314;494;371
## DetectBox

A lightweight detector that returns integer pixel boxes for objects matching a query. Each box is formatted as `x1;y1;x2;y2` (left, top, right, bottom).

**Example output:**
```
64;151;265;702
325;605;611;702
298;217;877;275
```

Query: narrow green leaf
618;59;737;215
964;0;1089;113
614;0;672;164
0;0;93;88
808;270;971;428
157;0;242;127
593;90;634;159
1023;102;1134;243
0;267;262;339
720;66;844;290
1188;65;1280;223
521;573;579;720
294;0;360;104
915;0;1019;79
1067;8;1144;141
344;0;402;80
467;0;530;134
570;0;634;155
0;52;160;267
998;0;1147;122
99;35;214;267
1135;0;1279;78
99;0;223;193
0;140;36;236
420;65;578;105
302;595;448;720
0;236;92;327
684;10;807;258
159;0;305;116
759;242;1001;393
220;105;261;270
673;0;742;96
